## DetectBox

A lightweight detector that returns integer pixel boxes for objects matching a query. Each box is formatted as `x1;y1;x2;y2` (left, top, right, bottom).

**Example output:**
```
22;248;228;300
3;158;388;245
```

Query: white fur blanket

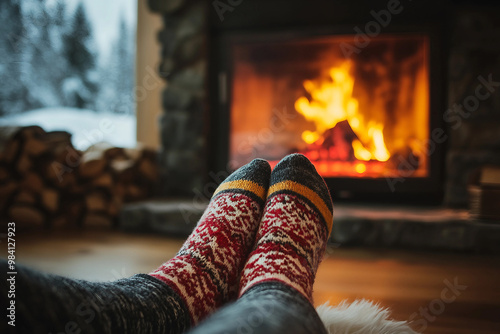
316;300;418;334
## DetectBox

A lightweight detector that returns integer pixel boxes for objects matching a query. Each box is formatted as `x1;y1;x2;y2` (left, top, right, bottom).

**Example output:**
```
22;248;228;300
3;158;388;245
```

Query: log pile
0;126;159;229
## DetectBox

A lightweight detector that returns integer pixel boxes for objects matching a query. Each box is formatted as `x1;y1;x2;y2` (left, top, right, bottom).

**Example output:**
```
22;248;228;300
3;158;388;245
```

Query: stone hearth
120;199;500;253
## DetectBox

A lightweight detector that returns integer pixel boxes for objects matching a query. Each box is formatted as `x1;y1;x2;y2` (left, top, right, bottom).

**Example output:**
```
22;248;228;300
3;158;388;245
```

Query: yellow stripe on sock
213;180;267;202
268;181;333;234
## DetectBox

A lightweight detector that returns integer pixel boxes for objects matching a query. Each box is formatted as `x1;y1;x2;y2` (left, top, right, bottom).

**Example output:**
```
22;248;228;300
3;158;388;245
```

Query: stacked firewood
0;126;159;229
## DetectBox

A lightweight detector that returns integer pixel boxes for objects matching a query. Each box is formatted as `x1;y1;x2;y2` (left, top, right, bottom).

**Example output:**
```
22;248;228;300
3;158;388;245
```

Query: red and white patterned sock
150;159;271;325
239;153;334;303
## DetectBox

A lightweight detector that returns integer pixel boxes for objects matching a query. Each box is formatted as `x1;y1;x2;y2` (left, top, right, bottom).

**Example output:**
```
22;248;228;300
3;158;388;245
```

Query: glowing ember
355;163;367;174
294;61;390;163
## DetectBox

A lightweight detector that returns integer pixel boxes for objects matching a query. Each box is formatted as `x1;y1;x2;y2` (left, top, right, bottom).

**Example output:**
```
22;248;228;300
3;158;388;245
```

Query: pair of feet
149;154;334;325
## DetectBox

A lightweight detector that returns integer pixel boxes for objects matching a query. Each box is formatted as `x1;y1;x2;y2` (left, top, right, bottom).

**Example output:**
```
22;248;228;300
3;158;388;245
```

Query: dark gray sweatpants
0;261;327;334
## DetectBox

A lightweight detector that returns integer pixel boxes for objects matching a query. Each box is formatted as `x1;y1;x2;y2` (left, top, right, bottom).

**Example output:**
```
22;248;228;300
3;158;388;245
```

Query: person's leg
186;282;328;334
1;261;190;334
188;154;333;334
149;158;271;324
0;158;271;334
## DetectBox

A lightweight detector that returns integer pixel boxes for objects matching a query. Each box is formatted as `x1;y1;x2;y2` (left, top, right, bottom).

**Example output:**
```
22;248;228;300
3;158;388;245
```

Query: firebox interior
229;34;429;179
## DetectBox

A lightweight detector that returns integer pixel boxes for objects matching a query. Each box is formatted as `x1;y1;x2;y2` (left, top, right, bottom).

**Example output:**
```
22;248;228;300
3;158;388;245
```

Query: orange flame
294;61;390;162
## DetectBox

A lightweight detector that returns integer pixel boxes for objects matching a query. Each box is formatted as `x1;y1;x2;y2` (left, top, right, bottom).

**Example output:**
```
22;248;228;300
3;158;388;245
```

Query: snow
0;108;136;150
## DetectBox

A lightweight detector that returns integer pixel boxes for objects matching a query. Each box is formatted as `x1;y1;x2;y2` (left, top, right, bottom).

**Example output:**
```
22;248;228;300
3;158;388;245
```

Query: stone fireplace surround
120;0;500;252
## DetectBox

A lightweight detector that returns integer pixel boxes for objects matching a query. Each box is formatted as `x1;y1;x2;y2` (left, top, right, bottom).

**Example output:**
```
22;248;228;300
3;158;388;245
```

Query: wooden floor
6;230;500;333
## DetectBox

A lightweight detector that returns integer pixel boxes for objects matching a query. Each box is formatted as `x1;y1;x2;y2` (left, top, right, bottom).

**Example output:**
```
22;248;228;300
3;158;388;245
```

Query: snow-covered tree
114;17;135;114
97;15;135;114
24;0;69;109
52;0;66;27
0;0;28;116
62;2;99;110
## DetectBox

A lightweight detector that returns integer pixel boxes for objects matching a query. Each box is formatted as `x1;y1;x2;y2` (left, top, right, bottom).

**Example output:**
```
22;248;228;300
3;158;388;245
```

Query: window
0;0;137;150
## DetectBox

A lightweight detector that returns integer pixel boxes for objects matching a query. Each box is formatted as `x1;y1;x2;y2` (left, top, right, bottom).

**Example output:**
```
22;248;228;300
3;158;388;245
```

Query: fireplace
213;27;443;201
115;0;500;252
230;33;429;175
147;0;500;207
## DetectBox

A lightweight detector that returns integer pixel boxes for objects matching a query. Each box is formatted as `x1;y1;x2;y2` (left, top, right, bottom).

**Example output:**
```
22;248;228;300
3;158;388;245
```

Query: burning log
319;120;359;161
302;120;363;163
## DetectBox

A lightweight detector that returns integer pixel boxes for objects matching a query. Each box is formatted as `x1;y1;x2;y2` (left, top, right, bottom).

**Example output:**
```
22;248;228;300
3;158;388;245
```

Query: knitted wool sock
150;159;271;325
239;153;333;302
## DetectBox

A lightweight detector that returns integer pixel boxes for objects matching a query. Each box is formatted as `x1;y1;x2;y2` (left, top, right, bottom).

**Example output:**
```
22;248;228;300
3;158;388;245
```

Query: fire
294;61;390;162
355;163;367;174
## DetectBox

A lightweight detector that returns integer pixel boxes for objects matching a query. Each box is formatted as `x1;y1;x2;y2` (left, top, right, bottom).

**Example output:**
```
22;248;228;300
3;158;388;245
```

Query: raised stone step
119;199;207;236
333;204;500;252
119;199;500;252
